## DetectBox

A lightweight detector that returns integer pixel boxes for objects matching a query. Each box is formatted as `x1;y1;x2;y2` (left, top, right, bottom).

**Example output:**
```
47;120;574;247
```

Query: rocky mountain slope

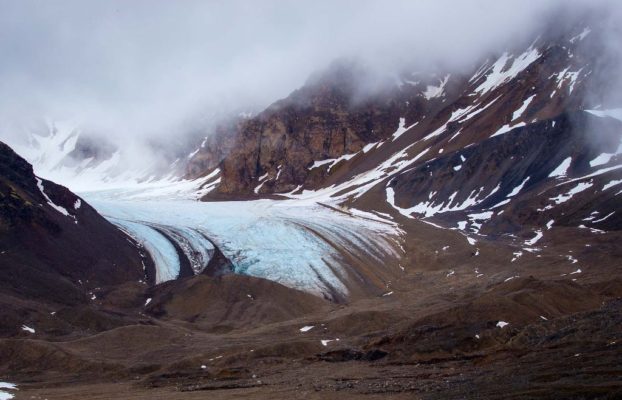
0;141;151;337
186;21;621;242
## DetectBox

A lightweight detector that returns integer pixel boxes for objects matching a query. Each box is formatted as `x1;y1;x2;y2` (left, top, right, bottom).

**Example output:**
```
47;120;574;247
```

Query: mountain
180;20;622;279
3;118;211;195
188;23;621;232
1;10;622;400
0;141;151;337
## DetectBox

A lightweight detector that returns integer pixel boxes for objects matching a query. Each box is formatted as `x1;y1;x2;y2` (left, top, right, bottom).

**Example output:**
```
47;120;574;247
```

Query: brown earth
2;214;621;399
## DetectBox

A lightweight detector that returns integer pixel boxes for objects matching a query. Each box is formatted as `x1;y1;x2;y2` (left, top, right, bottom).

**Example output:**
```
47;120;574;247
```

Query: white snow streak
548;157;572;178
35;177;73;218
507;177;530;197
392;118;418;141
423;74;450;99
474;48;541;95
512;95;536;121
550;181;593;205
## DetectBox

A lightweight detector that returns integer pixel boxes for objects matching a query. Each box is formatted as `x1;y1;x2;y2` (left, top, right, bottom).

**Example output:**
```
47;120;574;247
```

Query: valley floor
7;296;622;399
3;194;622;399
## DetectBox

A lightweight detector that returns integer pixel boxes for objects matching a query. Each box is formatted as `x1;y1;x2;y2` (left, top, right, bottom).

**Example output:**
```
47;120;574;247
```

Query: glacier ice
86;196;402;299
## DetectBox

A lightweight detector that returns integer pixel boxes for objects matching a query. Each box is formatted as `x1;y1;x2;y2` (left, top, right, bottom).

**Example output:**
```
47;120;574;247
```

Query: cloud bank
0;0;618;152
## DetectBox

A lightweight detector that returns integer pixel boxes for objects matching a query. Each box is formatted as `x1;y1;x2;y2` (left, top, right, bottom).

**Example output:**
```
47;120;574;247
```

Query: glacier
84;192;402;299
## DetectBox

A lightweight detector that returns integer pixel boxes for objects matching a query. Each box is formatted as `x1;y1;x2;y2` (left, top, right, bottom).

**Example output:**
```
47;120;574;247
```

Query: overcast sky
0;0;615;146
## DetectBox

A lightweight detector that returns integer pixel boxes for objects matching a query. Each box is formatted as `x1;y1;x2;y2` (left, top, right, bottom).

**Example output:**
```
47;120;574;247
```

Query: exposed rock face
184;120;241;179
186;61;440;195
217;64;406;194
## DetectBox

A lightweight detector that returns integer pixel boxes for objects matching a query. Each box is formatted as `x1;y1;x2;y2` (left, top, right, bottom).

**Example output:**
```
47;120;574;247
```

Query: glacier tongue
109;217;180;283
86;196;402;299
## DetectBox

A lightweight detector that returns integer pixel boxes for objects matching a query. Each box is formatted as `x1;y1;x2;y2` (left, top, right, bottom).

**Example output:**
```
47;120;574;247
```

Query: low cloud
0;0;618;155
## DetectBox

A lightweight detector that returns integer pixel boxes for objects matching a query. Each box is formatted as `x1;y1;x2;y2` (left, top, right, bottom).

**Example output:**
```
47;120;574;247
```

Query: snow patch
309;153;357;173
35;177;73;218
585;108;622;122
592;212;614;223
309;158;337;170
603;179;622;191
512;95;536;121
391;117;418;141
525;230;543;246
507;177;530;197
0;382;16;400
187;148;200;159
490;122;525;138
394;186;497;219
253;172;271;194
0;383;16;390
590;153;615;168
321;339;339;346
570;27;591;43
428;95;503;141
423;74;450;99
490;198;511;209
555;67;583;94
548;157;572;178
467;211;494;233
550;181;593;205
362;142;380;153
474;48;541;95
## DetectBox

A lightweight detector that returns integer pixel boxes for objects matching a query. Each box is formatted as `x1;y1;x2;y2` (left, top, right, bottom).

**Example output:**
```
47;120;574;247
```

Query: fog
0;0;618;168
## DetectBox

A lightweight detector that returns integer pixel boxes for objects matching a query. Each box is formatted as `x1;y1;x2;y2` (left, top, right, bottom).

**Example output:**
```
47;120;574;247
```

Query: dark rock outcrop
0;141;150;337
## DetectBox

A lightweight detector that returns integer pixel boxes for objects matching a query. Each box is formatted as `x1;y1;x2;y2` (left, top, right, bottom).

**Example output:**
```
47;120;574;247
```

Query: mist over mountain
0;1;621;399
2;0;620;185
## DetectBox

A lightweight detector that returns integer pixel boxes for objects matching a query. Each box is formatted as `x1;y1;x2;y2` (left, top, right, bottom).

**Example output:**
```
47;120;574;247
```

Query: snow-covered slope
0;118;223;200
